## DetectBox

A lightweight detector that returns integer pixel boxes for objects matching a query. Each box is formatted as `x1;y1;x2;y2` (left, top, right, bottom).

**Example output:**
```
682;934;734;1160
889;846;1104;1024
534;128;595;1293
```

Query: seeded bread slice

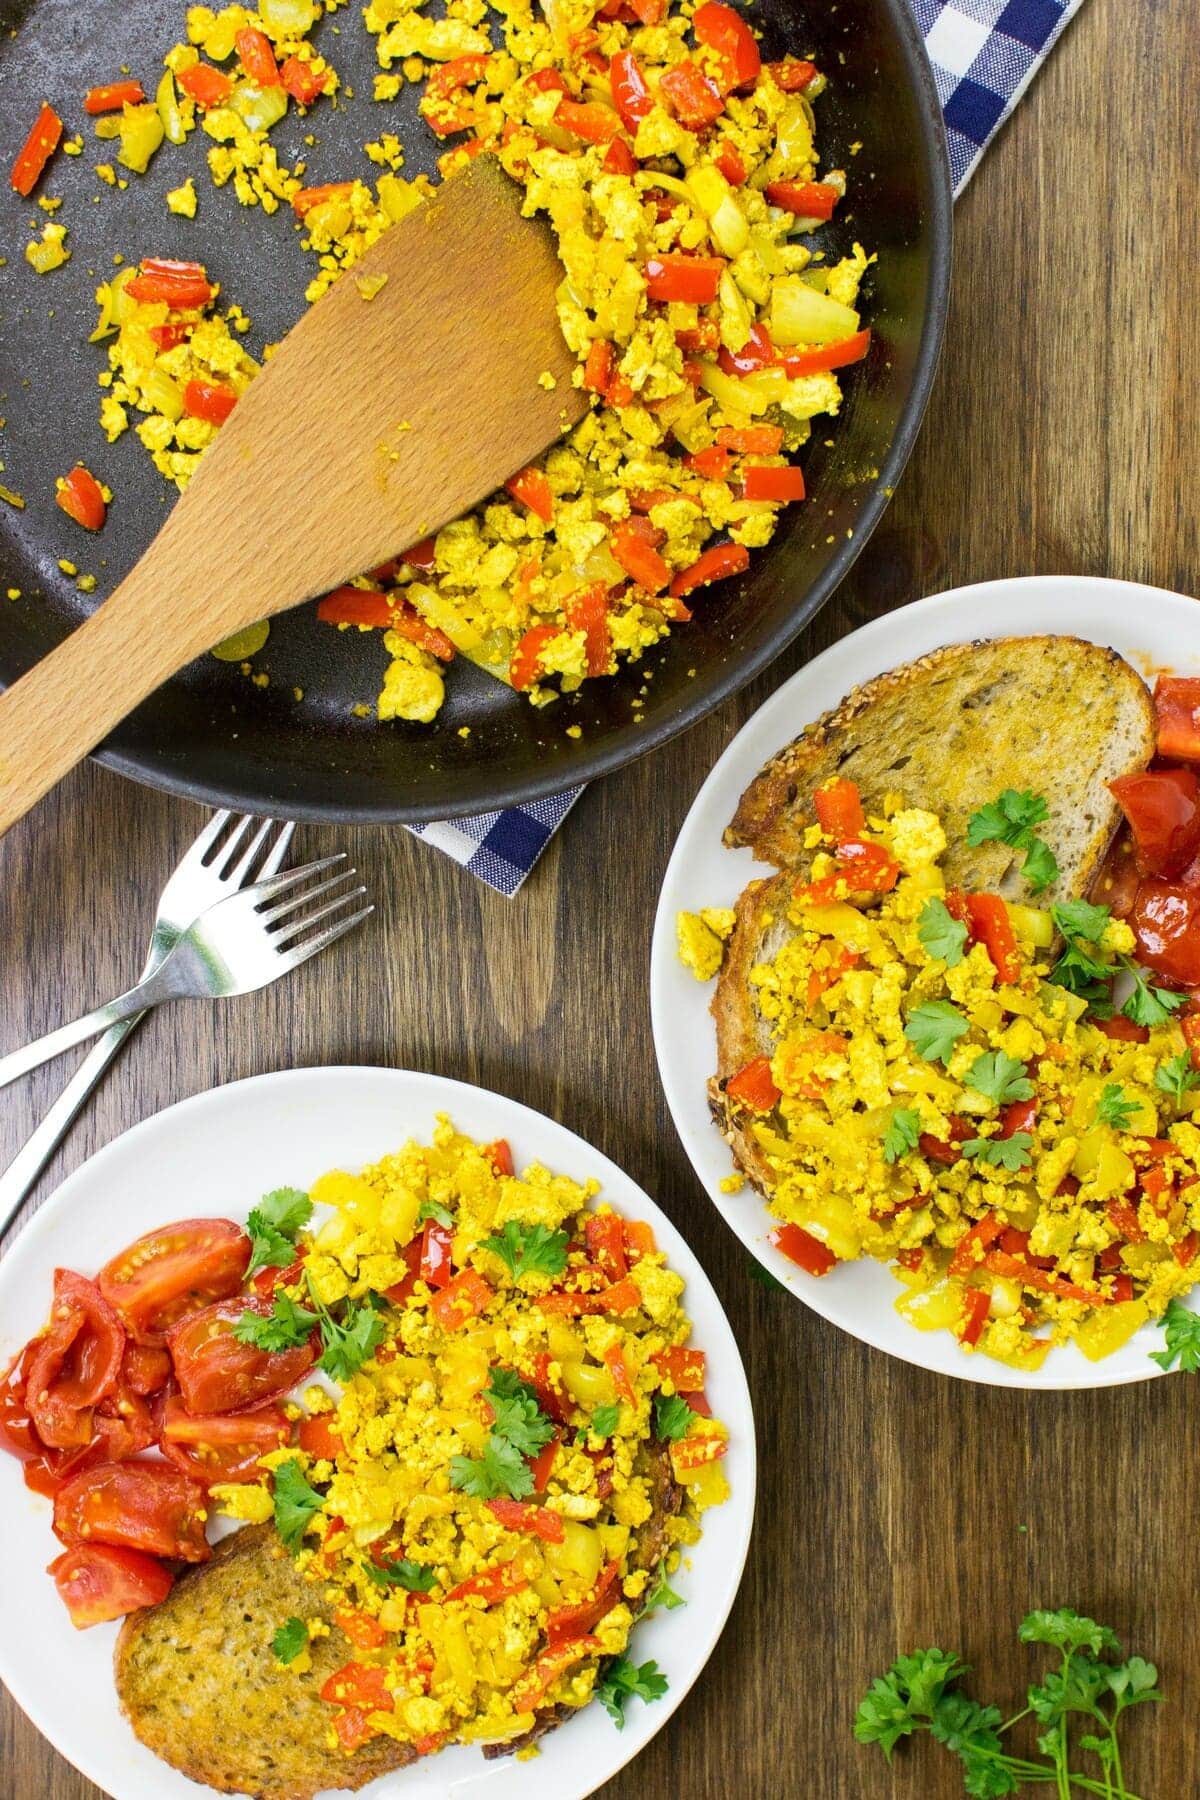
711;636;1156;1196
115;1523;416;1800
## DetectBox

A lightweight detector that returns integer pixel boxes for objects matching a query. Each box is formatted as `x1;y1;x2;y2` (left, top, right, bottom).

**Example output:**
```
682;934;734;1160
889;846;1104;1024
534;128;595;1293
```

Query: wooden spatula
0;154;587;835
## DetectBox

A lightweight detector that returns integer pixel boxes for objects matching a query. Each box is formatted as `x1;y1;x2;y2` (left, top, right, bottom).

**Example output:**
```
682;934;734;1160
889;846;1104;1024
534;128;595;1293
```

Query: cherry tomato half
49;1543;173;1628
167;1295;317;1415
24;1270;125;1452
99;1218;251;1347
1128;880;1200;988
159;1393;289;1485
53;1459;210;1562
1110;768;1200;880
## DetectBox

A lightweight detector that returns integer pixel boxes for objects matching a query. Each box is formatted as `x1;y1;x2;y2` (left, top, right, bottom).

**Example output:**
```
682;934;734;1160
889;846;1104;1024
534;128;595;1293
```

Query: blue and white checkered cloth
409;0;1086;895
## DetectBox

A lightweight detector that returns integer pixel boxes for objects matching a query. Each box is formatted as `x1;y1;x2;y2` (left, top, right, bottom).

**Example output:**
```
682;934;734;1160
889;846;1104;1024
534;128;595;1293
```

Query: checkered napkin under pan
408;0;1088;895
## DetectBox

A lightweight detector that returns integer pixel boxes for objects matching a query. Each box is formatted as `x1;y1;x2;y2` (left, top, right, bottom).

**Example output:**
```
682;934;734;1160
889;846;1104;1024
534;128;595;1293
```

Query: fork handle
0;974;169;1091
0;1014;146;1240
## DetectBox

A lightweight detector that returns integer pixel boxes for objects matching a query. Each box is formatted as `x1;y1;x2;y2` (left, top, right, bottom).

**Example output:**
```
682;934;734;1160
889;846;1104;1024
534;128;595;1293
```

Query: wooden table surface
4;0;1199;1793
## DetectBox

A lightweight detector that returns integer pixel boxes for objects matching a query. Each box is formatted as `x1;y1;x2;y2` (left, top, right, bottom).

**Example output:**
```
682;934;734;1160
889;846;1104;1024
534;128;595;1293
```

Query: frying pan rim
11;0;954;826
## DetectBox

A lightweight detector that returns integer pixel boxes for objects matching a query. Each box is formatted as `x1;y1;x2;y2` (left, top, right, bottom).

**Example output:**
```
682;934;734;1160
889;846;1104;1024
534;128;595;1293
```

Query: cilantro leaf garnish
481;1219;569;1281
882;1108;921;1165
654;1394;695;1442
272;1458;324;1550
967;790;1060;893
233;1290;320;1353
965;1051;1034;1106
245;1187;313;1278
365;1557;438;1593
961;1133;1033;1171
917;897;968;969
271;1616;309;1664
1094;1083;1138;1132
1122;967;1184;1030
450;1435;533;1501
485;1368;555;1457
1149;1297;1200;1371
597;1655;668;1728
643;1567;685;1612
417;1197;454;1228
1155;1052;1200;1105
904;1001;970;1065
589;1402;621;1438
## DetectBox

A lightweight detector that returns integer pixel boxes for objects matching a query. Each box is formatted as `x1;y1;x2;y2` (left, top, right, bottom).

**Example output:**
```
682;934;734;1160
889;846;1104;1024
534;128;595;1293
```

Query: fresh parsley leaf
1047;901;1118;1006
853;1650;966;1756
485;1368;555;1457
643;1567;685;1612
917;897;968;968
596;1655;668;1728
450;1435;534;1501
929;1691;1019;1798
1149;1297;1200;1371
417;1197;454;1228
966;791;1058;894
1020;836;1059;895
965;1051;1034;1106
589;1402;621;1438
481;1219;569;1281
1019;1608;1121;1658
271;1617;309;1664
882;1108;921;1165
245;1187;313;1278
961;1133;1033;1172
364;1557;438;1593
1052;899;1111;943
1094;1083;1138;1132
1155;1052;1200;1105
654;1394;695;1442
1122;966;1185;1030
316;1295;387;1383
1105;1655;1162;1709
272;1458;324;1550
233;1290;320;1352
904;1001;970;1065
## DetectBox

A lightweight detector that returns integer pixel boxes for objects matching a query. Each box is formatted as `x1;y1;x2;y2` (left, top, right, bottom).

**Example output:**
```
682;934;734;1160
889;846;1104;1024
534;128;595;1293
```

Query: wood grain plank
4;0;1199;1794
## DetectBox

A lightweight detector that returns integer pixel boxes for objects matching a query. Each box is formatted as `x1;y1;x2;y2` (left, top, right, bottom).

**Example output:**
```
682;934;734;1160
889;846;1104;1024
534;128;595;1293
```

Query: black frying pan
0;0;950;822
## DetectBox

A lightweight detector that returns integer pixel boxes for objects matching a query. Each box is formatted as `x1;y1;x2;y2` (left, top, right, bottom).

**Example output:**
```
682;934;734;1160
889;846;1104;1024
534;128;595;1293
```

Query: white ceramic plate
651;573;1200;1391
0;1066;755;1800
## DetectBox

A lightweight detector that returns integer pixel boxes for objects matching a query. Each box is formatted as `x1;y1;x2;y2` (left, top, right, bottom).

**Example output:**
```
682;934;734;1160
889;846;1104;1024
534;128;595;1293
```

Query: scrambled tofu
81;0;870;723
704;786;1200;1369
240;1120;729;1755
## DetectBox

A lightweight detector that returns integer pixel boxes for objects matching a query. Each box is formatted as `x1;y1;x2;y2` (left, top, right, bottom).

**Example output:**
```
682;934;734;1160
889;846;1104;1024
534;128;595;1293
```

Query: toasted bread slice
724;636;1154;907
117;1444;684;1792
711;636;1156;1195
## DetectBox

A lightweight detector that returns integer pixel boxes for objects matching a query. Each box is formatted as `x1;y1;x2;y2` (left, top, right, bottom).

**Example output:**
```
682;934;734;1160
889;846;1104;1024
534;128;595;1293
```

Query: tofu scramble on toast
0;1122;728;1790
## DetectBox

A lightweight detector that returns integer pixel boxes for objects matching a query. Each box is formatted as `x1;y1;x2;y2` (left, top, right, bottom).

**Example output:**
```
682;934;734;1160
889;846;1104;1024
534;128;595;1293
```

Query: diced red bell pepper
333;1607;389;1649
602;135;638;174
538;1277;642;1316
948;1215;1006;1278
236;27;281;84
1000;1098;1037;1139
84;81;145;114
486;1498;565;1541
625;1218;657;1258
714;141;746;184
429;1269;493;1331
742;463;806;504
505;465;554;522
585;1213;629;1283
564;581;612;676
445;1557;529;1608
781;330;872;378
11;102;63;196
510;1636;603;1710
670;541;748;598
965;893;1023;985
768;57;818;90
148;322;191;351
719;321;776;375
609;50;654;132
401;534;437;570
388;602;456;661
774;1223;836;1276
693;1;760;89
645;253;725;305
813;778;866;845
1183;1011;1200;1070
554;98;622;144
528;1431;560;1493
320;1661;393;1711
485;1138;514;1177
177;62;233;107
382;1240;425;1305
420;53;490;134
602;1343;637;1404
956;1286;991;1347
1154;678;1200;763
292;181;355;220
55;466;106;532
1095;1014;1150;1044
716;424;784;454
316;586;396;629
1109;1272;1135;1303
670;1430;729;1469
183;378;238;425
1173;1231;1198;1268
546;1559;622;1646
659;59;725;127
420;1221;454;1290
982;1251;1109;1308
765;178;839;219
280;56;328;106
684;445;732;482
836;838;900;892
651;1346;706;1390
1107;1200;1144;1244
1110;768;1200;879
584;339;615;396
725;1055;779;1111
127;260;214;307
297;1414;343;1461
510;623;559;692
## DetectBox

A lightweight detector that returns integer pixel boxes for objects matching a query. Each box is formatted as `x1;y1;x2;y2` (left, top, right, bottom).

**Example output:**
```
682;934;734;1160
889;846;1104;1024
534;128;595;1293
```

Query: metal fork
0;855;372;1092
0;811;297;1239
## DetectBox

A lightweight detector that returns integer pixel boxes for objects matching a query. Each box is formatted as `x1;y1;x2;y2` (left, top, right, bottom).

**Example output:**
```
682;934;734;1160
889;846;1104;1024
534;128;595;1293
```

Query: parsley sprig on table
245;1186;313;1277
854;1608;1161;1797
967;790;1060;894
449;1367;554;1500
481;1219;569;1281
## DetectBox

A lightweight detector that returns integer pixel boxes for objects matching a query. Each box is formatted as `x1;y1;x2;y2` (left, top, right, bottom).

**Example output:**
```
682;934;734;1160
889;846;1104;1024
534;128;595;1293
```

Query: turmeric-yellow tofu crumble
226;1120;728;1757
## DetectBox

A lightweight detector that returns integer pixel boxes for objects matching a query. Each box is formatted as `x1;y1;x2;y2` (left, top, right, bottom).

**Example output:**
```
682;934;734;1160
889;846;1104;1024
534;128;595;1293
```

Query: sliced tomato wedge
167;1295;316;1414
0;1344;40;1459
99;1219;251;1347
49;1543;173;1627
24;1271;125;1452
159;1394;289;1485
1110;768;1200;879
1128;880;1200;987
53;1459;210;1561
297;1413;343;1461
